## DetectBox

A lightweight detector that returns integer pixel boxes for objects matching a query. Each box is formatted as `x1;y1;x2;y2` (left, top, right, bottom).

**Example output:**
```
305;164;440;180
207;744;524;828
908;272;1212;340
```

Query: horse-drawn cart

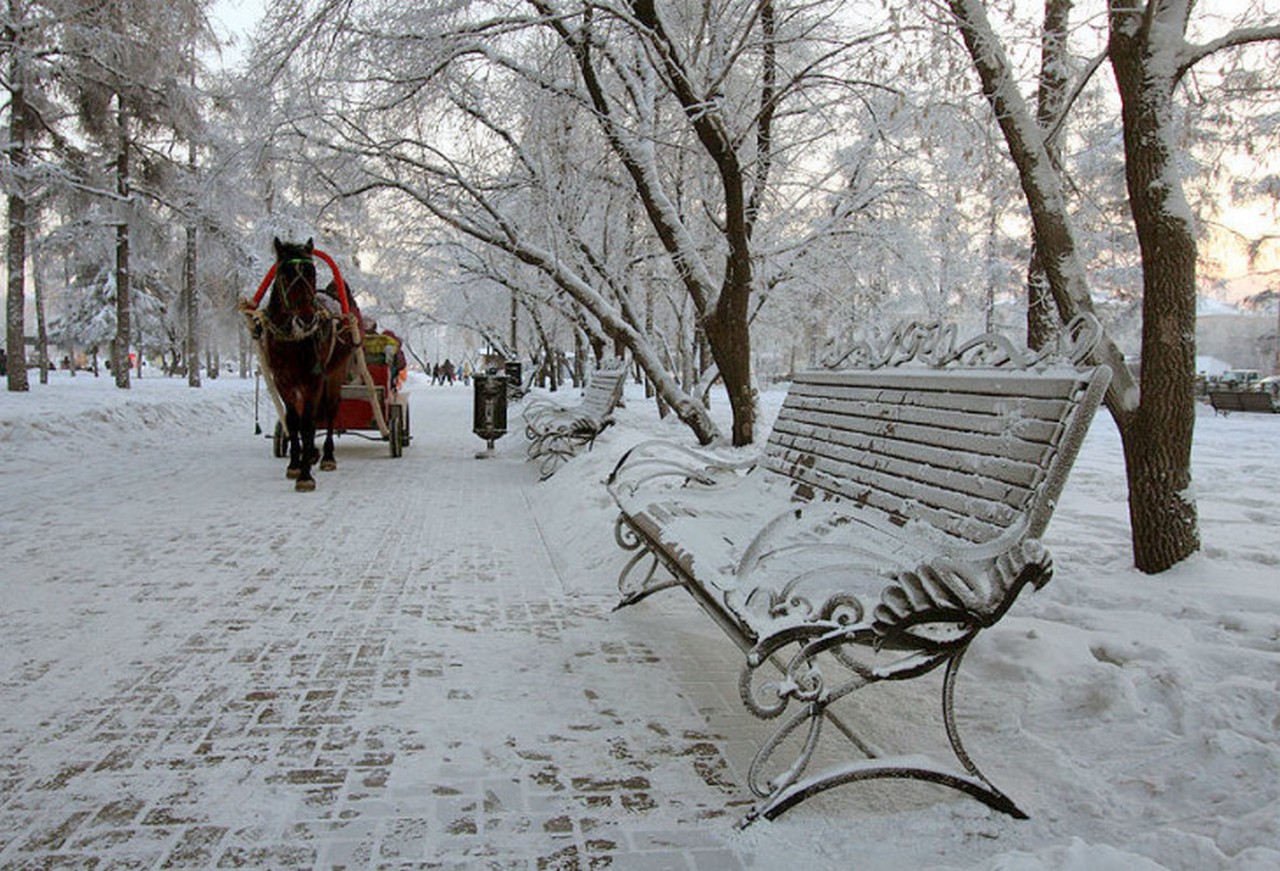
332;333;411;457
242;240;410;492
268;323;411;459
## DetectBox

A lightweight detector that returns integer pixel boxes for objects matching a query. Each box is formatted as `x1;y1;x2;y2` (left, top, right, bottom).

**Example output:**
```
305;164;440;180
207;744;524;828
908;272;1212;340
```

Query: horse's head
270;237;319;318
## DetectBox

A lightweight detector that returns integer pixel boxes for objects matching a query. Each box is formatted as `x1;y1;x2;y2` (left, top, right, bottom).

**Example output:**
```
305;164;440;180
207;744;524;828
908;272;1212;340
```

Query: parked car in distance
1220;369;1262;388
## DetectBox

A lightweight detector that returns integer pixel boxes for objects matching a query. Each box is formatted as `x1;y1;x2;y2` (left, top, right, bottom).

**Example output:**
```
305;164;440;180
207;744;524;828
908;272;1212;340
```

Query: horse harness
243;257;359;373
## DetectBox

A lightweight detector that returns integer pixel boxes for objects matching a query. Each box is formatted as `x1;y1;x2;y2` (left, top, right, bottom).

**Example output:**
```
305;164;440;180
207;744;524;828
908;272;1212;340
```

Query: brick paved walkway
0;385;771;870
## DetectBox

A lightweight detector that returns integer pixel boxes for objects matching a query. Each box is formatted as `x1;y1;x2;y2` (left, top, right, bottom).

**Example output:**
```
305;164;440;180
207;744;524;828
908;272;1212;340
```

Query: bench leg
750;754;1028;825
612;515;683;608
738;642;1028;826
530;428;601;479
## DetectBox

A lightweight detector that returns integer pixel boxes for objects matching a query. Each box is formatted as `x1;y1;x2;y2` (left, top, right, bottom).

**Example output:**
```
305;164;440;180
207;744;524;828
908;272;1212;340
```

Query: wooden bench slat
786;380;1077;425
768;431;1040;514
769;409;1056;466
784;392;1069;444
766;447;1022;541
767;418;1046;490
796;367;1091;399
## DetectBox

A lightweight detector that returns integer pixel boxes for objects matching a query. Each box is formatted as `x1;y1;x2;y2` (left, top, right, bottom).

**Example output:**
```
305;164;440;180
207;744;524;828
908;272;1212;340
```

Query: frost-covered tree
944;0;1280;573
2;0;60;391
54;0;209;387
248;0;900;446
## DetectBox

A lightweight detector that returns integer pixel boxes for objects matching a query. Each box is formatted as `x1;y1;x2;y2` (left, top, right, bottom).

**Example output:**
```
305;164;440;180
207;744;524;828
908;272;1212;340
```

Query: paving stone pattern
0;388;773;870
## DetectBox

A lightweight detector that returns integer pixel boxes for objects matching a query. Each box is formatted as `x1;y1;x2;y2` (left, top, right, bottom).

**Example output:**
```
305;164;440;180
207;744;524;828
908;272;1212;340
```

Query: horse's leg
286;406;303;480
319;385;340;471
296;410;318;492
319;366;345;471
320;423;337;471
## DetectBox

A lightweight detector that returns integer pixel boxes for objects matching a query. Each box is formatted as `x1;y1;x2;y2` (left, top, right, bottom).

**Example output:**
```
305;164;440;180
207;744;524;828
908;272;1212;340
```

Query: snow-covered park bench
605;317;1112;825
1208;389;1277;415
523;362;628;479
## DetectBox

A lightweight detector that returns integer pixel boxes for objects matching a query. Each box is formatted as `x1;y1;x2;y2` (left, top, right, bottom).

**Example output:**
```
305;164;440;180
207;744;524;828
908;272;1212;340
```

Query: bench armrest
872;539;1052;649
523;394;574;426
731;515;1051;655
606;438;758;499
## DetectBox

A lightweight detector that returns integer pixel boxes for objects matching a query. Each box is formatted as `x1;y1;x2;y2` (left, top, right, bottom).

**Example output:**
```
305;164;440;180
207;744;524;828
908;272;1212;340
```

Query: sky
208;0;268;69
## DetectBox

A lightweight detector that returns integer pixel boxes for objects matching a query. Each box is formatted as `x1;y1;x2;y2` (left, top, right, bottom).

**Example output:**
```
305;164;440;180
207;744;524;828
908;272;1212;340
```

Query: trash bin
473;370;508;456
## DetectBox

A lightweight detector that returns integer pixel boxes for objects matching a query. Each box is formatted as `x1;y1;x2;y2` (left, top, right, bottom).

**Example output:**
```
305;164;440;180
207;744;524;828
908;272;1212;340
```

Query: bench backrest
1209;391;1245;411
763;365;1111;550
1210;390;1274;412
581;367;627;419
1242;392;1276;411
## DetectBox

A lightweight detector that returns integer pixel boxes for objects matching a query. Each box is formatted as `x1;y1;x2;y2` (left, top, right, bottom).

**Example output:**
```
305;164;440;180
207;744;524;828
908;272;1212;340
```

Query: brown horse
260;238;359;491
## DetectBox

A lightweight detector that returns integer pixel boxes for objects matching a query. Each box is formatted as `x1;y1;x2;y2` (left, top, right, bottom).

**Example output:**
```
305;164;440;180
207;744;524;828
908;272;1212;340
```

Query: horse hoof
320;460;337;472
286;467;301;479
295;478;316;492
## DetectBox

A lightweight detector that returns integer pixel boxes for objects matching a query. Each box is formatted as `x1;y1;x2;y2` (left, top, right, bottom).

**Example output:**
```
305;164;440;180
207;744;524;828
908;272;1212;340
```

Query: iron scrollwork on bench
607;316;1112;825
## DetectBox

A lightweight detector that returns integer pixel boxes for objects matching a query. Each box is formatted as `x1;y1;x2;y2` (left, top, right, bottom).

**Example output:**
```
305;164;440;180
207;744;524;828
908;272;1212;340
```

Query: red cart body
333;333;410;456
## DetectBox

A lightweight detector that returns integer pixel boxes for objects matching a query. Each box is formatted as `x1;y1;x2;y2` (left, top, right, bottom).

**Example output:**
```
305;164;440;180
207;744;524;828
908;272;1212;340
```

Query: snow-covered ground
0;370;1277;870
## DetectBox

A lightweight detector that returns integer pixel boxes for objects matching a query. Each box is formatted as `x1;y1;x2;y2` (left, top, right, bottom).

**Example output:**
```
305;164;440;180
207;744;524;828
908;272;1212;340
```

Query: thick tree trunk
5;11;30;392
185;132;200;387
33;247;48;384
113;95;131;389
1109;3;1199;572
6;188;28;392
1027;0;1073;350
705;284;754;446
948;0;1196;573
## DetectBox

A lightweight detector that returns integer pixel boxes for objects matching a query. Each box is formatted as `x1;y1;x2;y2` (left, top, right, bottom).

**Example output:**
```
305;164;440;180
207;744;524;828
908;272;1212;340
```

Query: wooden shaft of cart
240;306;291;437
350;337;391;439
256;343;290;437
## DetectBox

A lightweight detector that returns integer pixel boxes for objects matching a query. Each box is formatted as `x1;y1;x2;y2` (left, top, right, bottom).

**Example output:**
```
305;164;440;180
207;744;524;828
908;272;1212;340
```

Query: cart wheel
273;421;287;458
401;404;411;448
389;406;404;458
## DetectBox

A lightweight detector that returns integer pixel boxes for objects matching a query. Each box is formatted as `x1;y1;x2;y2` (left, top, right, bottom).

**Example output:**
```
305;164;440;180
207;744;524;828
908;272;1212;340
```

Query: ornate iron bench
605;318;1111;825
523;362;628;479
1208;390;1277;415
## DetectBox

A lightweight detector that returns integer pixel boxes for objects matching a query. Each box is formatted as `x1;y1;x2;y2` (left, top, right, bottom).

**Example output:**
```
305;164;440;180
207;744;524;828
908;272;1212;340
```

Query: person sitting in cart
362;320;407;391
382;328;407;390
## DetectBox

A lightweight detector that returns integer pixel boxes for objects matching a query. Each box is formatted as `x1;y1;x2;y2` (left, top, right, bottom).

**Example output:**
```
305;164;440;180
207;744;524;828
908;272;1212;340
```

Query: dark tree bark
113;95;131;389
33;247;48;384
1026;0;1073;350
185;137;201;387
5;6;30;392
1107;1;1199;572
